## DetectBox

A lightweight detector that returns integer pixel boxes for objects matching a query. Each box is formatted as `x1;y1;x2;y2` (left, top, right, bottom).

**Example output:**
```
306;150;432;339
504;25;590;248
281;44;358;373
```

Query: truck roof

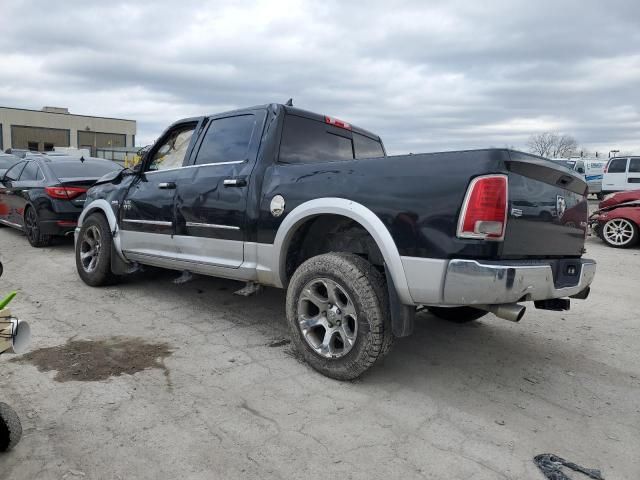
185;103;382;141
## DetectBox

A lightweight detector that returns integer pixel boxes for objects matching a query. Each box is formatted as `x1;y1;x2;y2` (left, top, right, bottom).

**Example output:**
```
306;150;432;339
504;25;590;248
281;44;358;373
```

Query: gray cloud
0;0;638;155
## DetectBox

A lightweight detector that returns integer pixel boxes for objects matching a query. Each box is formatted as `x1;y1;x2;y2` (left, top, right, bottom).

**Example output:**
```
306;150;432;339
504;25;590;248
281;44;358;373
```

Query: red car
590;190;640;248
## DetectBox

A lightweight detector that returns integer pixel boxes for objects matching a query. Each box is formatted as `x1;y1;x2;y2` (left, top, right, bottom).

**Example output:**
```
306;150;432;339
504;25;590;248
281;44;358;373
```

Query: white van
602;156;640;194
550;158;606;198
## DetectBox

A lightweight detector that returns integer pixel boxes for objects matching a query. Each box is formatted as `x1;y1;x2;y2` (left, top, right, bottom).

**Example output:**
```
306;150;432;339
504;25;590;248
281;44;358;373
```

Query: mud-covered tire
24;206;52;248
75;213;118;286
0;402;22;452
286;253;393;380
427;306;487;323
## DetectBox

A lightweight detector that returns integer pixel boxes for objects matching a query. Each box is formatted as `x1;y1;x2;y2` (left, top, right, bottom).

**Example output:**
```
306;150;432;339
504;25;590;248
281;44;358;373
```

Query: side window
353;132;385;159
607;158;628;173
629;158;640;173
194;115;256;165
148;124;196;171
4;161;26;181
279;114;354;164
19;162;42;181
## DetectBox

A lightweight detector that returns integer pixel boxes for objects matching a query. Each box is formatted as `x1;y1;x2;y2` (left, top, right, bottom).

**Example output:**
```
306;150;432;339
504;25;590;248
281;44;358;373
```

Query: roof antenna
285;98;293;106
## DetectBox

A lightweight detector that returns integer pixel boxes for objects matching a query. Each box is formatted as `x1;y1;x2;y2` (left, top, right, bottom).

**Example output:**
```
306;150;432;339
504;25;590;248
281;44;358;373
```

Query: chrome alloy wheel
297;277;358;359
79;225;102;273
603;218;635;246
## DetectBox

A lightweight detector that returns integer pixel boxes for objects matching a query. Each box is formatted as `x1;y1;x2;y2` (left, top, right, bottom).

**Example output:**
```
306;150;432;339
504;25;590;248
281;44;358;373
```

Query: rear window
49;160;122;178
607;158;628;173
279;115;354;164
194;115;256;165
354;132;384;159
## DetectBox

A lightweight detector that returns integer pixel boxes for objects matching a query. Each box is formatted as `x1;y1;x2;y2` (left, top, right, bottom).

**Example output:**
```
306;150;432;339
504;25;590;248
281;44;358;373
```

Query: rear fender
270;198;414;305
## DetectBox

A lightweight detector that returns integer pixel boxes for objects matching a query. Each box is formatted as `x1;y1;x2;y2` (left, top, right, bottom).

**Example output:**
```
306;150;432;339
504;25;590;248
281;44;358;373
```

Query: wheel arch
78;199;118;232
272;198;413;305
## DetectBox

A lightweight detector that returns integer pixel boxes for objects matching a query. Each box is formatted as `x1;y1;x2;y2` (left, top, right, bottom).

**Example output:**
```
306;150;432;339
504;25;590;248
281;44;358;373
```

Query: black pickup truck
74;103;596;379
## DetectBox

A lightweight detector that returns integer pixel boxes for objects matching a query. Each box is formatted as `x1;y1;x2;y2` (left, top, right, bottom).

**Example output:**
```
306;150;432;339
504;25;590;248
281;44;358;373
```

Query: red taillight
324;115;352;130
45;186;87;200
457;175;508;241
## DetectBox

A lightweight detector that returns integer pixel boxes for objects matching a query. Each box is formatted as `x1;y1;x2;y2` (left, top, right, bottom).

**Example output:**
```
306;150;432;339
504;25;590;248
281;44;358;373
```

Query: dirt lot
0;219;639;479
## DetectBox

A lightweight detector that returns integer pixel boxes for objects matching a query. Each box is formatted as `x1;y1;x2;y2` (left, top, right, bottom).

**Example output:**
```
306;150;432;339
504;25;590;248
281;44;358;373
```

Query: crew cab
74;103;596;380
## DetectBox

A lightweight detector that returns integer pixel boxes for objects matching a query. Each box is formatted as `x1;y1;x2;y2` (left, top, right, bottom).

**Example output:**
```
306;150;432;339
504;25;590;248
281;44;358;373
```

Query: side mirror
577;167;585;174
132;162;144;174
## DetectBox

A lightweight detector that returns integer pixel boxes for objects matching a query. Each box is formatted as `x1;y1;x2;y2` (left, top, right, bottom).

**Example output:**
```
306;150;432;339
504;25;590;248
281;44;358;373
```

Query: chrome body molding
0;219;23;229
269;198;413;304
185;222;240;230
144;160;245;175
123;219;172;226
122;240;276;285
440;258;596;305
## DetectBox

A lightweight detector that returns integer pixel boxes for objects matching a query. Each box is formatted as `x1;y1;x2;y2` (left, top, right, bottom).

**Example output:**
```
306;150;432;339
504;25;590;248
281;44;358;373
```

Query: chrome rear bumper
441;259;596;305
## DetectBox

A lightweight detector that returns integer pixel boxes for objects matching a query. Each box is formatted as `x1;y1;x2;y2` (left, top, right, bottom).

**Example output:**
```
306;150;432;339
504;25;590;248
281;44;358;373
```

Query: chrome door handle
223;178;247;187
158;182;176;189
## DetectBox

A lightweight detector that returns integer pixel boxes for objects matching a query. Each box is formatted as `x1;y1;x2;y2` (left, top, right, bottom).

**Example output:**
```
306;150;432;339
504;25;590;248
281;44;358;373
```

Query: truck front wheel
286;253;393;380
75;213;118;286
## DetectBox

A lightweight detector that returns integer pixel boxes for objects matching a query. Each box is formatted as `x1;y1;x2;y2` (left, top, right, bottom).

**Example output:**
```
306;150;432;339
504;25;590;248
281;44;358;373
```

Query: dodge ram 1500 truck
74;103;596;380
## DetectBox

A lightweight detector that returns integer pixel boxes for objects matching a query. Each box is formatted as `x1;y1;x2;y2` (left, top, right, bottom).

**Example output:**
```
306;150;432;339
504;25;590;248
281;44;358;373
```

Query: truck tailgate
502;151;588;258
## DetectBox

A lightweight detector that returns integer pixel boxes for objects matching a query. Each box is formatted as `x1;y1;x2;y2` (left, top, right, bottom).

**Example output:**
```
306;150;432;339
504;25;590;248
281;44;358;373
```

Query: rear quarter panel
258;149;508;259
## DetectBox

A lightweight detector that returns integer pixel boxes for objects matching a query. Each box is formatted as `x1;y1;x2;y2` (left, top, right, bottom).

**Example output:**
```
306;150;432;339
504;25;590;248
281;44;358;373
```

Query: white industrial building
0;106;136;156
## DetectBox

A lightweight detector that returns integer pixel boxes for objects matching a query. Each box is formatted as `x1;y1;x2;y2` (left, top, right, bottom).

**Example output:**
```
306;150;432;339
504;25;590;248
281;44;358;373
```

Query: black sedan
0;156;122;247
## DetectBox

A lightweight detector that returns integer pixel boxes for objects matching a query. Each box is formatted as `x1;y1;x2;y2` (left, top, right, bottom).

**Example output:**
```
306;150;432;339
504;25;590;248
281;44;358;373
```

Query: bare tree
527;132;577;158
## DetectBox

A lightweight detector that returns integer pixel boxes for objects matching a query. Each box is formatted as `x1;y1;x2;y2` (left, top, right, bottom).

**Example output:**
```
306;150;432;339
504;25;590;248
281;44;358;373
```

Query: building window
28;141;39;151
44;143;54;152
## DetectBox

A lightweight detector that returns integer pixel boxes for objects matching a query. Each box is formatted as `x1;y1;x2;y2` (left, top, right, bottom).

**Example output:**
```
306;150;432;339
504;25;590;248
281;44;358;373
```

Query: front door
119;121;201;260
173;111;265;268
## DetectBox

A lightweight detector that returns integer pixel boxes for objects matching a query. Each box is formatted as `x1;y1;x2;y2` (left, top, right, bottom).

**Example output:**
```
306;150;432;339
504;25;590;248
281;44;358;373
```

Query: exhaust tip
476;303;526;322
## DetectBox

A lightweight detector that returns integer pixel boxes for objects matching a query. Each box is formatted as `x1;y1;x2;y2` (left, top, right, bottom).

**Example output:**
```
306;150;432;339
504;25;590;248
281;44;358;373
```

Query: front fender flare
76;199;128;263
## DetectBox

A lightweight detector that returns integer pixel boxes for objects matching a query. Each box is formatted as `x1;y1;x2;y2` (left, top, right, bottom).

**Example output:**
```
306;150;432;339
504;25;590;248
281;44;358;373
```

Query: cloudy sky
0;0;638;155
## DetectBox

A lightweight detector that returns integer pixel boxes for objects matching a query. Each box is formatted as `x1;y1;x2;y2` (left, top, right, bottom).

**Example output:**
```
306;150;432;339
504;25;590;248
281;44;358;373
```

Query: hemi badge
511;208;523;217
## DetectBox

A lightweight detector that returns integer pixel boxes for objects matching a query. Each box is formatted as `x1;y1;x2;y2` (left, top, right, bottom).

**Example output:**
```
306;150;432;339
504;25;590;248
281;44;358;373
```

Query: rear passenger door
173;111;266;268
12;161;45;228
0;161;26;226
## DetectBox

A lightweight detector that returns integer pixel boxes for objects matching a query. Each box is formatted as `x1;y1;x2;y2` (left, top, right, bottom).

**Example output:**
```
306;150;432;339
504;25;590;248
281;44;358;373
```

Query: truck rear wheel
427;306;487;323
286;253;393;380
0;402;22;452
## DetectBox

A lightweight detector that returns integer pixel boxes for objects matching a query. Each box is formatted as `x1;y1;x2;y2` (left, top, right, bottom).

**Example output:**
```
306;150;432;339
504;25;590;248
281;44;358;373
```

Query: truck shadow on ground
112;266;617;396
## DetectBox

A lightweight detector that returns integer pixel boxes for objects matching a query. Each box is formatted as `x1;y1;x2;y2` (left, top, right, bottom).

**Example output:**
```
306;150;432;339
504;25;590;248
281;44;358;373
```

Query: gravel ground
0;217;638;479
